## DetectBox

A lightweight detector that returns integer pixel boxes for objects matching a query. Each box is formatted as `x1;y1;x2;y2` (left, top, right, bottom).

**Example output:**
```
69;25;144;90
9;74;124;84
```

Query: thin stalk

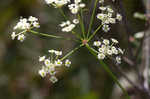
78;10;85;39
88;24;102;41
29;30;63;38
16;30;27;36
61;44;84;61
87;0;99;38
85;44;131;99
58;8;68;20
29;30;79;42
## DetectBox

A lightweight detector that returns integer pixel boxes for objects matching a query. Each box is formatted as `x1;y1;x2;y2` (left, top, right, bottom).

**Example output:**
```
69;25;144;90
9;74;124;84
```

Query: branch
140;0;150;92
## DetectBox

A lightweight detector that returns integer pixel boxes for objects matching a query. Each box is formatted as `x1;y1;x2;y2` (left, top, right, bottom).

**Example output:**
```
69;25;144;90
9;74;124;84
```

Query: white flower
39;69;46;77
116;13;122;21
134;31;144;39
60;20;76;32
39;56;46;62
44;0;55;4
109;18;116;24
66;21;71;25
55;51;62;56
93;38;123;63
75;0;81;4
68;4;79;14
44;0;70;8
71;8;79;14
38;49;71;83
14;18;30;30
12;16;39;42
101;44;106;48
97;13;105;20
11;32;16;40
49;70;56;75
73;19;79;24
107;49;113;55
48;49;55;53
28;16;38;22
65;59;71;67
61;23;76;32
111;38;118;44
99;7;107;11
103;39;110;45
107;7;114;13
17;34;25;42
49;76;58;83
111;46;116;50
102;24;110;32
98;48;105;53
97;6;121;33
55;59;62;66
60;22;66;27
33;22;40;28
133;12;146;20
98;53;105;59
79;3;85;8
116;56;121;64
68;0;85;14
71;8;78;14
112;48;118;55
107;13;112;18
99;0;104;3
47;64;55;73
44;59;51;66
93;41;101;46
69;24;76;29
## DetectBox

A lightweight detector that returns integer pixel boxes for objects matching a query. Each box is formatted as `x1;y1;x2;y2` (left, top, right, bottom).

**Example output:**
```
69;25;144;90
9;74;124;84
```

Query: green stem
29;30;63;38
78;10;85;39
88;24;102;41
58;8;68;20
85;44;131;99
29;30;79;42
61;44;84;61
87;0;99;38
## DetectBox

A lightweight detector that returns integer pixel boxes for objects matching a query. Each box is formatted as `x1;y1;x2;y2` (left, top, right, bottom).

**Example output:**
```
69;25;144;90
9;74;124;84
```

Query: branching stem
87;0;99;38
61;44;84;61
29;30;79;42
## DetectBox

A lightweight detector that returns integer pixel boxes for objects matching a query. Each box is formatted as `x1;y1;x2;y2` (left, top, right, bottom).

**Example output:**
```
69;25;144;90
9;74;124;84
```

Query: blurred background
0;0;146;99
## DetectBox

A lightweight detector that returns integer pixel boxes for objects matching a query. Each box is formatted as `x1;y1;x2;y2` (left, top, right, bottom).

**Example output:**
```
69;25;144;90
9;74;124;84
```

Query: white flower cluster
44;0;85;33
93;38;124;64
11;16;40;42
97;5;122;32
44;0;85;14
59;19;79;32
44;0;70;8
38;49;71;83
68;0;85;14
